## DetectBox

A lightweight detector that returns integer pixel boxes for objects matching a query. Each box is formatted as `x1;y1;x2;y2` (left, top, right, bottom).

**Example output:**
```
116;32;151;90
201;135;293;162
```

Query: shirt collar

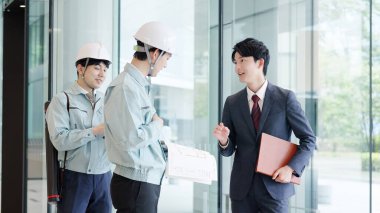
75;81;96;96
126;63;150;88
247;79;268;102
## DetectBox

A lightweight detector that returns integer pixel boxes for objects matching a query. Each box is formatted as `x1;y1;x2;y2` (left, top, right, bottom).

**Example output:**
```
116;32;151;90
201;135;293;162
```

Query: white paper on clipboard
164;141;217;185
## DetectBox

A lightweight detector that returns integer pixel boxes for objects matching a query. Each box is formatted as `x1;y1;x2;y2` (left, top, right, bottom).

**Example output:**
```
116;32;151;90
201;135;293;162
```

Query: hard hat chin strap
82;58;90;79
143;43;164;76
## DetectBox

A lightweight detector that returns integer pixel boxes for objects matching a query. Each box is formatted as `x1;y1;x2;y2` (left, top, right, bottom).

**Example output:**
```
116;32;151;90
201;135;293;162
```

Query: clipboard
256;133;301;185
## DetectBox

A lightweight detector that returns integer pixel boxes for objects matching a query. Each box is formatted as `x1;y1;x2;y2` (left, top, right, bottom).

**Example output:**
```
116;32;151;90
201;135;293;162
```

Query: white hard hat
76;42;111;62
134;21;176;54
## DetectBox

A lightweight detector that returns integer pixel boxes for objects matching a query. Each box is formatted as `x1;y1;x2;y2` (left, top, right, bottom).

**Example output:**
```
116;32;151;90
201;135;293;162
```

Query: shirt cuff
219;139;229;149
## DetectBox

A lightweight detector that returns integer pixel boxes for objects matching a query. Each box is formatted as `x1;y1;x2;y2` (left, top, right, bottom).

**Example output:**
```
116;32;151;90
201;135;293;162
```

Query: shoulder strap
62;92;69;169
63;92;70;116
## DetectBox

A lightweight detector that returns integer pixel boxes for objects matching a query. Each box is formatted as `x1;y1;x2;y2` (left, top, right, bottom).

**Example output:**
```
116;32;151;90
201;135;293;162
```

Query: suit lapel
237;89;257;139
257;83;273;136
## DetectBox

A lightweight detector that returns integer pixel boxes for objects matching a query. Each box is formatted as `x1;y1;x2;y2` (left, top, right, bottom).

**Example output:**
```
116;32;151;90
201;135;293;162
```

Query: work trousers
57;170;112;213
110;173;161;213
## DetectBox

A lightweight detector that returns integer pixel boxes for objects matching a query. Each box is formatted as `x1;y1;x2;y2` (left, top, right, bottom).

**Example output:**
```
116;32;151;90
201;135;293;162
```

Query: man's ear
77;64;84;75
150;49;160;62
258;58;265;68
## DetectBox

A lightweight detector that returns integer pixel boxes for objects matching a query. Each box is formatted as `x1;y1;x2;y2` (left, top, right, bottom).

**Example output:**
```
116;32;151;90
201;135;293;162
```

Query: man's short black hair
75;58;111;69
133;40;163;60
231;38;270;75
75;58;111;77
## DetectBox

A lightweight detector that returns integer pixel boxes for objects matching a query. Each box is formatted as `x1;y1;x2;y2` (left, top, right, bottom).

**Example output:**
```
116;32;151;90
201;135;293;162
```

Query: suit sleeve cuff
218;139;229;149
288;162;301;177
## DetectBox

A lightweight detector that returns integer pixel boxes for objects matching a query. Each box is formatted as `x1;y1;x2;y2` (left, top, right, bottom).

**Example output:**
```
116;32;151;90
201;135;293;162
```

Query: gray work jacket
46;82;111;174
104;63;165;185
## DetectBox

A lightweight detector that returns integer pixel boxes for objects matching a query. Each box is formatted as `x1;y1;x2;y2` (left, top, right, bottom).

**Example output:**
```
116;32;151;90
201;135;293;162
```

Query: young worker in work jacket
104;21;176;213
46;42;112;213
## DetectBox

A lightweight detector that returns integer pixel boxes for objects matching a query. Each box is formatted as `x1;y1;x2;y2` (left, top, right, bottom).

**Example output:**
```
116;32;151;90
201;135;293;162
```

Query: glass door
27;0;50;212
119;0;218;212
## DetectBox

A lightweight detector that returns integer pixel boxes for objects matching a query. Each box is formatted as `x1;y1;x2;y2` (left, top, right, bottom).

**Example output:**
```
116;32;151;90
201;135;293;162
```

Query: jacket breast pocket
68;106;88;129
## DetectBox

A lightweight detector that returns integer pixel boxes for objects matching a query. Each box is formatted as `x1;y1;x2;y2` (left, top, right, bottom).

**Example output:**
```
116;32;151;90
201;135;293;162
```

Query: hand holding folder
256;133;301;185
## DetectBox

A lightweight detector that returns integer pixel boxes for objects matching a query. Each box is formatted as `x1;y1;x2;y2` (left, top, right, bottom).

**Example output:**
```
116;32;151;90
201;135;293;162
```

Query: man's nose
99;69;106;77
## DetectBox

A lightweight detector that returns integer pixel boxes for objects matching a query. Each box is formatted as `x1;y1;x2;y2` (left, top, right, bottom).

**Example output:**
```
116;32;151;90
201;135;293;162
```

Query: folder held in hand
256;133;301;185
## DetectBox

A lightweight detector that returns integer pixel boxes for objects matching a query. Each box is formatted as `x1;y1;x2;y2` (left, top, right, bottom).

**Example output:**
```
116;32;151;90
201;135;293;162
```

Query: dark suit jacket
219;82;316;201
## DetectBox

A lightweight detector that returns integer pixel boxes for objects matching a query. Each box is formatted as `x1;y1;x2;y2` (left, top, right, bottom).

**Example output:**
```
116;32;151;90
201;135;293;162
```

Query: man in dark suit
213;38;316;213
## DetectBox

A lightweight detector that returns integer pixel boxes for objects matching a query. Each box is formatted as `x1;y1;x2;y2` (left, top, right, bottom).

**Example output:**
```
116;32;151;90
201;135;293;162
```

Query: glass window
119;0;217;212
52;0;115;93
373;1;380;212
27;0;49;211
316;0;371;212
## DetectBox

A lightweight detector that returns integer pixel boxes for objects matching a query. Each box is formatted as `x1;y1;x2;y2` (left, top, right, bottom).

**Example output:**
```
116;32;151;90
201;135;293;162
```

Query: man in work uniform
104;21;176;213
46;42;113;213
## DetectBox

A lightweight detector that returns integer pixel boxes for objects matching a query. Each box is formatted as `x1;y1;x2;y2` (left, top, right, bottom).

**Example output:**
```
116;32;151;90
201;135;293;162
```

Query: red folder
256;133;301;185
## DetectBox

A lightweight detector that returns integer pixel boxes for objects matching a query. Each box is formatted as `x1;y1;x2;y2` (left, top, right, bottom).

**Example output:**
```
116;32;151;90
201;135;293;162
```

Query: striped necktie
251;95;261;132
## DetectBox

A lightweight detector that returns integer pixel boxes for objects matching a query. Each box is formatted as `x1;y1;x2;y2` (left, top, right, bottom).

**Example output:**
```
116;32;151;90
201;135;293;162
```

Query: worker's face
150;51;172;77
78;62;108;91
233;52;264;84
